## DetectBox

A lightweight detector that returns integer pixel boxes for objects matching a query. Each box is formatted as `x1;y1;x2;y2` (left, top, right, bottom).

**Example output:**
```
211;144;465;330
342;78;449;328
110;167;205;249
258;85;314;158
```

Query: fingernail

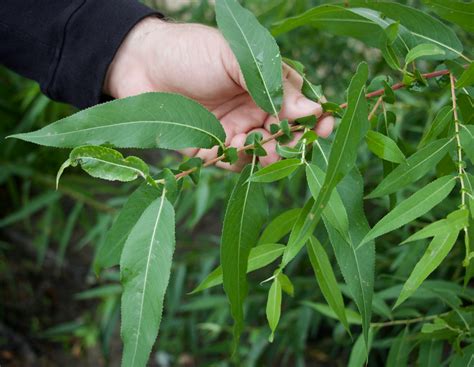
296;97;322;114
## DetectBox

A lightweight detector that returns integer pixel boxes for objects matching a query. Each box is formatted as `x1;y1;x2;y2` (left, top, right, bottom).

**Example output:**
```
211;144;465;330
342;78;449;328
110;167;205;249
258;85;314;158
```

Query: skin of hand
104;17;334;171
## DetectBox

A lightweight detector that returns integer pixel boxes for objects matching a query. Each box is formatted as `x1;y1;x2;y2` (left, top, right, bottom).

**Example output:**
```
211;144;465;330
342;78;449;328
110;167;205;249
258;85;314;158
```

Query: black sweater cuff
47;1;159;109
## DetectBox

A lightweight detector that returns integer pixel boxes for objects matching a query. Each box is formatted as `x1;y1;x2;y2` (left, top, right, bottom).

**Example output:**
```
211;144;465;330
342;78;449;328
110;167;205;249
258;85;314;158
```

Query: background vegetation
0;0;472;366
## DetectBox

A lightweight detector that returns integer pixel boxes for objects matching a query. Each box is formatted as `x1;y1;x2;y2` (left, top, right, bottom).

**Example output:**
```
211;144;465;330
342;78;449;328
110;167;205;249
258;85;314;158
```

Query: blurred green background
1;1;472;366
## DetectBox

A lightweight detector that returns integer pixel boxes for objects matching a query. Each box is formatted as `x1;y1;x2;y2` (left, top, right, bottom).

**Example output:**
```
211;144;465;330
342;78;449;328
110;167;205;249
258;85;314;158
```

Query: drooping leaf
94;184;160;273
282;62;368;266
249;158;301;183
394;230;460;308
324;169;375;351
456;63;474;89
120;191;175;367
61;146;149;185
423;0;474;33
348;329;375;367
190;243;285;294
221;163;267;349
277;272;294;297
355;1;464;60
405;43;445;64
307;237;350;333
365;130;406;164
417;340;443;367
419;106;453;148
9;93;226;150
258;208;301;245
266;277;282;342
403;209;469;244
367;138;454;198
305;163;349;238
460;125;474;164
386;327;410;367
216;0;283;115
272;5;389;49
361;175;456;245
302;302;362;325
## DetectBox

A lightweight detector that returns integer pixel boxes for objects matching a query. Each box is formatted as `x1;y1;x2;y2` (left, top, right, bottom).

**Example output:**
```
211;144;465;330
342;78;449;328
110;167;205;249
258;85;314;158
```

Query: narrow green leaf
394;230;460;308
423;0;474;33
94;184;160;273
367;138;454;198
277;273;294;297
56;159;71;189
249;158;301;183
456;63;474;89
405;43;445;64
366;130;406;164
221;163;268;349
9;93;226;149
305;163;349;238
266;277;282;342
460;125;474;164
403;209;469;244
216;0;283;115
361;176;456;245
307;237;350;333
272;5;389;50
283;62;368;265
302;302;362;325
418;340;443;367
348;329;375;367
449;343;474;367
356;1;464;60
68;146;149;183
120;191;175;367
258;208;301;245
386;328;410;367
419;106;453;148
190;243;285;294
325;169;374;351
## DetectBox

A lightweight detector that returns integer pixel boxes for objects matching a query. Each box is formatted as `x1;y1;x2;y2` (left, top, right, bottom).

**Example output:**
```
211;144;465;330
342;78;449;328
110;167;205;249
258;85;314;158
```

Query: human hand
104;17;334;170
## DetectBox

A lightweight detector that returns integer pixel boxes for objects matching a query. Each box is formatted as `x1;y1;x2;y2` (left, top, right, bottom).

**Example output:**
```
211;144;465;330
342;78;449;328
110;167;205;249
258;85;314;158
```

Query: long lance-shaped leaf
305;163;349;238
221;163;267;350
367;138;455;198
460;125;474;164
360;175;457;246
282;62;368;266
386;328;410;367
9;93;226;150
190;243;285;294
394;230;460;309
57;146;150;188
418;106;453;148
325;169;374;352
417;340;443;367
216;0;283;116
266;277;282;342
94;183;160;273
272;5;389;49
257;208;301;245
365;130;406;164
120;190;175;367
307;237;350;334
423;0;474;33
353;1;464;60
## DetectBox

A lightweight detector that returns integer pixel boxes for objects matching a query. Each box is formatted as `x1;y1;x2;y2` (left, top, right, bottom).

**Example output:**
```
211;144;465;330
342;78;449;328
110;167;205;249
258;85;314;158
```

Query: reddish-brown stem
368;96;383;121
172;67;452;182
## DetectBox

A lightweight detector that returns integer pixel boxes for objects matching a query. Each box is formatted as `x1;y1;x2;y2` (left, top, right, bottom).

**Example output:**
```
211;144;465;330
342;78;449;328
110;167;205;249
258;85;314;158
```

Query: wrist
103;16;167;98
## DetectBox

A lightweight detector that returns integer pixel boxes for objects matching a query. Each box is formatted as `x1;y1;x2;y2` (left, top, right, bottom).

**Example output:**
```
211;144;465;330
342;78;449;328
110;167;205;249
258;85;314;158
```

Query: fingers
316;114;335;138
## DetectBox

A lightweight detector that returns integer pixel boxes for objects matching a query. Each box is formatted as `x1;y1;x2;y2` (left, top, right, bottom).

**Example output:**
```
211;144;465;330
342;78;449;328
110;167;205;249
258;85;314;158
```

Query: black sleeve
0;1;159;109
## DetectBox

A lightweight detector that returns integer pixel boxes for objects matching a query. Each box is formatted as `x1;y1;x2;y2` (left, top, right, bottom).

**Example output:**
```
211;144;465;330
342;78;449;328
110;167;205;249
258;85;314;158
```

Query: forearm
0;0;159;108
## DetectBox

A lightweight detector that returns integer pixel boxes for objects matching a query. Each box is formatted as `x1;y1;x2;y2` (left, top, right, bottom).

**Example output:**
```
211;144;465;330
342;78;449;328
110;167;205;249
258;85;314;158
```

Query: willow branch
174;68;452;182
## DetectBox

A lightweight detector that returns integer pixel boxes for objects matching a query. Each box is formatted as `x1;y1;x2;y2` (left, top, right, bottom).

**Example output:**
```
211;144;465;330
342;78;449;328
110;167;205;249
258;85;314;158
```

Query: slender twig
172;68;454;182
449;73;470;266
371;311;450;329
